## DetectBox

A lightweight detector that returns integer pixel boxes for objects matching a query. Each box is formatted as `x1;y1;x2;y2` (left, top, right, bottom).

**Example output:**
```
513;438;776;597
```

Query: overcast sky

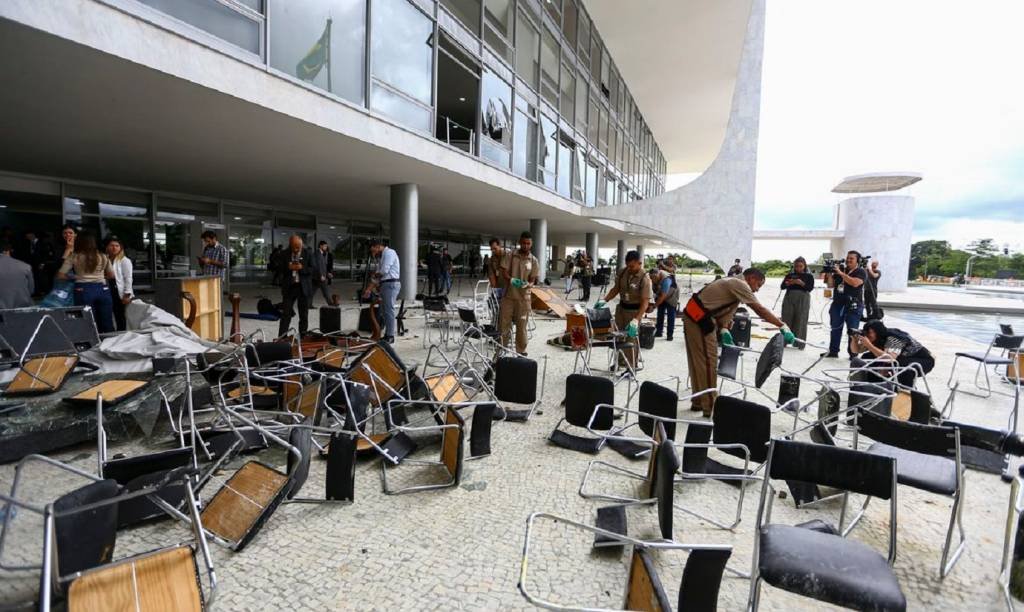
748;0;1024;262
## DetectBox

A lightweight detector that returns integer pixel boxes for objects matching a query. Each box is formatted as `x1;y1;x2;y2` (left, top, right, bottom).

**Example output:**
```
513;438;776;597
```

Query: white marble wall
586;0;765;270
837;195;915;292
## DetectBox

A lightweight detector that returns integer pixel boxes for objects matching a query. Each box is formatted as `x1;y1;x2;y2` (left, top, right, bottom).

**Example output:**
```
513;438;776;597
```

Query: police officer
648;267;679;341
498;231;539;355
596;250;651;364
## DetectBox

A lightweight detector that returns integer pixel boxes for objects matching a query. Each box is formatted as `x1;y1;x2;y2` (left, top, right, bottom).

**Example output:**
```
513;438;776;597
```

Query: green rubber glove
594;300;607;309
781;325;796;346
626;320;639;338
719;329;734;346
510;278;525;289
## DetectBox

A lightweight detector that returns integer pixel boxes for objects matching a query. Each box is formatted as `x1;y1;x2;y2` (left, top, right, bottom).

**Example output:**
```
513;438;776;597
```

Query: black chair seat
954;351;1011;365
606;437;648;459
759;525;906;612
866;442;957;495
593;504;627;548
549;429;603;454
794;518;839;536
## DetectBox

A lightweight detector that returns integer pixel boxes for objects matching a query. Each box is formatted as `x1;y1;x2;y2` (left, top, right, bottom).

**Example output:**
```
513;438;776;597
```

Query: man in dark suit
312;240;335;304
277;234;314;337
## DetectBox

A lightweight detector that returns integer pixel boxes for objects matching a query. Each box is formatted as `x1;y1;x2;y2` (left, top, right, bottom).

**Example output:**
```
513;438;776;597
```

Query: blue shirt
378;247;400;281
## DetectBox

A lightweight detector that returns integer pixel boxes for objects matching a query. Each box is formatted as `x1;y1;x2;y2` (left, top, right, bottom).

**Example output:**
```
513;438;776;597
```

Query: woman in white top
105;237;134;331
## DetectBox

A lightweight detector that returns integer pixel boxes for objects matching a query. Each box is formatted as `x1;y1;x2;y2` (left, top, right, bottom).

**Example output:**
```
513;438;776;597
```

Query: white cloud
753;0;1024;261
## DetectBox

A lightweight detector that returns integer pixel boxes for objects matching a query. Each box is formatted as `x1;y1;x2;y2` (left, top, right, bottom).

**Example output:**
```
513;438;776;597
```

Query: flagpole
326;18;333;94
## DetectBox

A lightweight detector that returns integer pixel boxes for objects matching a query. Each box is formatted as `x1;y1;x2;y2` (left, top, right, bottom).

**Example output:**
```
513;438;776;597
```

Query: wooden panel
227;385;276;399
202;462;288;544
355;433;390;453
68;380;147;403
440;409;462;477
282;378;320;420
349;347;404;406
891;391;912;421
316;348;346;369
69;546;202;612
624;550;666;612
530;287;573;318
179;277;222;341
5;355;78;395
1009;353;1024;381
425;373;468;403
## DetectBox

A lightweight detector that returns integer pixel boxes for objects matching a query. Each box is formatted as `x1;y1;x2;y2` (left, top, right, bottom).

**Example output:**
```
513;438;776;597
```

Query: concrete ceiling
0;18;639;247
583;0;752;174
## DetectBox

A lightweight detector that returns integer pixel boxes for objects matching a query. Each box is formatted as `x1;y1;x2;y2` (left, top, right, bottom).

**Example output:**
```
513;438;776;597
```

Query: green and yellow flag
296;19;331;83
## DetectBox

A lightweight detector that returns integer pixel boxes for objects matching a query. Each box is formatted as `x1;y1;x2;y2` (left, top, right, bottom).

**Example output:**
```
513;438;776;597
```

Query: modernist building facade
0;0;763;298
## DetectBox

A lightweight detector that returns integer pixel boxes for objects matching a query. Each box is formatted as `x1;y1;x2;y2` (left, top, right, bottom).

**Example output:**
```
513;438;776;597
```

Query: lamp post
965;255;979;288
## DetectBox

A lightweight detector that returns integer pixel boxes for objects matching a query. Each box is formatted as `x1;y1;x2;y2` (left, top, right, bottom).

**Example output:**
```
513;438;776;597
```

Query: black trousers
279;284;310;337
108;278;127;331
581;276;592;300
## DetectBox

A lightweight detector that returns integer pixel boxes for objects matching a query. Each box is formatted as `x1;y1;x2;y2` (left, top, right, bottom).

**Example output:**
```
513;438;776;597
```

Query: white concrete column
389;183;418;301
636;245;645;265
530;218;548;283
616;240;626;272
586;233;599;262
836;195;915;292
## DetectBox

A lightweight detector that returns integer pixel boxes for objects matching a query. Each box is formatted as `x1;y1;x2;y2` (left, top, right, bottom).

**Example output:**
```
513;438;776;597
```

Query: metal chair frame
518;511;731;612
947;333;1023;399
747;439;900;611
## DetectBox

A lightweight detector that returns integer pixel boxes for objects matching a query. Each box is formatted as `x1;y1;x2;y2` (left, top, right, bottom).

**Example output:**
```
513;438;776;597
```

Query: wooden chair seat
355;432;391;455
226;385;276;399
4;354;79;396
68;545;202;612
348;345;405;406
425;373;470;404
201;462;289;548
64;379;148;407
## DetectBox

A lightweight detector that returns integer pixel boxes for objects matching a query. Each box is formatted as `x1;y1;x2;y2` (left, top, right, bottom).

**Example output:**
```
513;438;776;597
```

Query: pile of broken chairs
528;330;1024;610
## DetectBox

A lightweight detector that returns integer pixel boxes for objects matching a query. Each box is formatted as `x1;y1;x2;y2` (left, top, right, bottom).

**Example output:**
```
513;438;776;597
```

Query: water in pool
886;309;1024;344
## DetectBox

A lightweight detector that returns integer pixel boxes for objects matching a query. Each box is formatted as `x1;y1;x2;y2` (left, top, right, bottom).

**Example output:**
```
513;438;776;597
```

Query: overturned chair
747;439;905;611
379;400;467;494
518;510;731;611
549;374;616;454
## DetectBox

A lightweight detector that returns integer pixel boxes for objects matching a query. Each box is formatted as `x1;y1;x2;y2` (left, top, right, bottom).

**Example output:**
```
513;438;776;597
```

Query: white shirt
379;247;400;281
112;256;134;297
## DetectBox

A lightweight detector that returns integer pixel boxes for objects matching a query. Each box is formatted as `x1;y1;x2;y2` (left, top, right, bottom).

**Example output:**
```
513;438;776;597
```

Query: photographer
851;320;934;389
823;250;867;358
864;259;882;320
780;256;814;349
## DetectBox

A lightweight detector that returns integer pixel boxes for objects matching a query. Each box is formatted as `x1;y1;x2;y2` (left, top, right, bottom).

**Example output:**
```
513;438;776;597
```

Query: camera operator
863;259;882;320
822;250;867;358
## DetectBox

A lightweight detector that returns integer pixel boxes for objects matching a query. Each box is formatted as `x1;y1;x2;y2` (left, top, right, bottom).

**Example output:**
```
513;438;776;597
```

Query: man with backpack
648;268;679;341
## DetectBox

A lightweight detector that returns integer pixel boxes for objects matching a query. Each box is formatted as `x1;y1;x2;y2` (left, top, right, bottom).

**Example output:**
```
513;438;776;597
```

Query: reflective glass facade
130;0;668;203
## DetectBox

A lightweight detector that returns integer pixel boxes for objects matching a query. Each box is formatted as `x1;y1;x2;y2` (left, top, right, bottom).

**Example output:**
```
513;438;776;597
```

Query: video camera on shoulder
823;258;845;274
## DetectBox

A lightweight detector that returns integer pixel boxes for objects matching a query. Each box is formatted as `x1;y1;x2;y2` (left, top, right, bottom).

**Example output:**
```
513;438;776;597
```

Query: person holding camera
780;256;814;349
823;250;867;358
864;259;882;320
851;320;934;389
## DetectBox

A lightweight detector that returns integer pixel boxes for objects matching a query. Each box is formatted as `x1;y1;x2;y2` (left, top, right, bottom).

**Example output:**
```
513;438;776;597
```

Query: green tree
966;238;999;257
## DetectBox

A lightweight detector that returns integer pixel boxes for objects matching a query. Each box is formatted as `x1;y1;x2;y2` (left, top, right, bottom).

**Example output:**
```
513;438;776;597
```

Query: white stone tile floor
0;278;1020;610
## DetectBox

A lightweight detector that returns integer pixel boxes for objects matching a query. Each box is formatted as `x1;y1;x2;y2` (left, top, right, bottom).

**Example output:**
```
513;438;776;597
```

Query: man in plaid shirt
198;230;228;281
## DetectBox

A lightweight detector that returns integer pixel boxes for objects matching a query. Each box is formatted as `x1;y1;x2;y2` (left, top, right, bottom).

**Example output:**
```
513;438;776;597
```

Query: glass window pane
484;0;512;37
597;169;606;203
577;10;590;59
598;106;608;154
513;110;538;181
138;0;260;55
545;0;561;25
539;114;557;189
584;159;597;207
556;138;571;197
559;66;575;124
562;0;578;47
371;83;432;132
572;144;584;201
590;36;601;82
540;28;559;107
441;0;481;34
607;176;617;205
600;48;610;96
514;11;539;89
574;70;587;131
587;97;599;145
269;0;366;105
481;69;513;168
372;0;433;105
